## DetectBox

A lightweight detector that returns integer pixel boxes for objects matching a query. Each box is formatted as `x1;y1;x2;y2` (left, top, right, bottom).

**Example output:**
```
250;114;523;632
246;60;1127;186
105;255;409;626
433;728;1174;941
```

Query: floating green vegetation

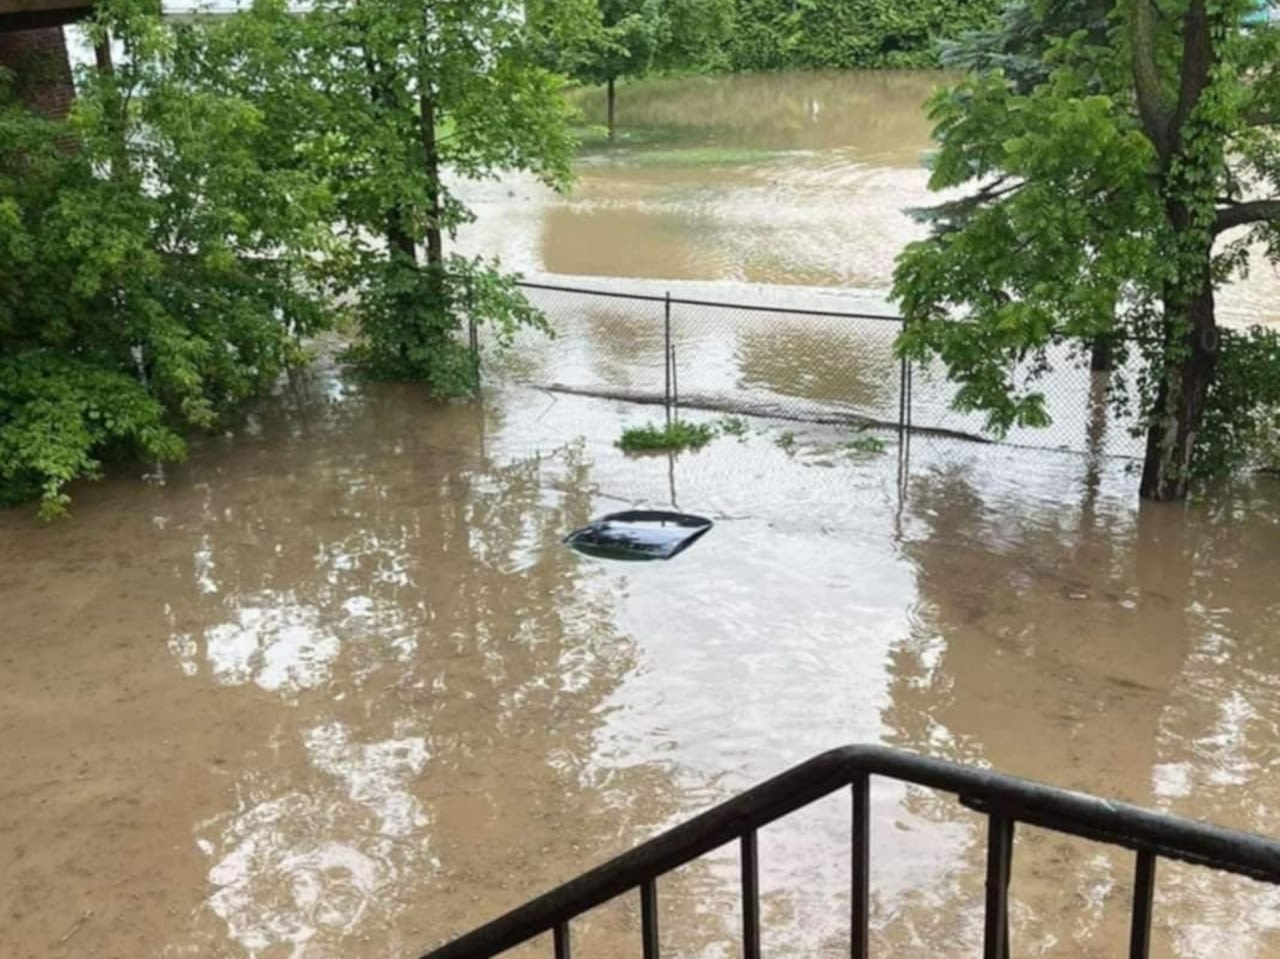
617;419;715;453
775;430;797;453
844;434;887;455
716;415;750;438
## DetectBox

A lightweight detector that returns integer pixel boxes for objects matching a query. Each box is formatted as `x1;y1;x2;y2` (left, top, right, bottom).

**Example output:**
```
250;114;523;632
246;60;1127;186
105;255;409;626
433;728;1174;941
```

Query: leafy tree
0;0;331;516
1;0;583;515
938;0;1112;92
937;0;1118;372
893;0;1280;500
530;0;734;139
259;0;579;388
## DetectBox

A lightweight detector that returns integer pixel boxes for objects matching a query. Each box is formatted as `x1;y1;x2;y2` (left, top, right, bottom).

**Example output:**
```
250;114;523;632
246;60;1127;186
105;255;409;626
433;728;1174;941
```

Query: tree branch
912;178;1025;234
1214;199;1280;234
1129;0;1176;160
1244;107;1279;128
1174;0;1213;136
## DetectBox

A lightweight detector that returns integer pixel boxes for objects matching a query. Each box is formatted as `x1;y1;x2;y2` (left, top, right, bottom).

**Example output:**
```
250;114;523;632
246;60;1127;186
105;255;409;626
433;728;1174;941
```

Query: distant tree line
726;0;1006;70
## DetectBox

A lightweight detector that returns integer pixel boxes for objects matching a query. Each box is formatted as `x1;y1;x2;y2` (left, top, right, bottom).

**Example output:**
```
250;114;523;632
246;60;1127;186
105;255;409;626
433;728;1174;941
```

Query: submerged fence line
515;279;904;324
476;278;1144;460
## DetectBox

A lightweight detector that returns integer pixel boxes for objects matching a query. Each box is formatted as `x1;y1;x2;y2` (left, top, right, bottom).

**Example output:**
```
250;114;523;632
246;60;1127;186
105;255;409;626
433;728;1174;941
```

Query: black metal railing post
741;831;760;959
851;773;870;959
641;878;660;959
983;815;1014;959
1129;850;1156;959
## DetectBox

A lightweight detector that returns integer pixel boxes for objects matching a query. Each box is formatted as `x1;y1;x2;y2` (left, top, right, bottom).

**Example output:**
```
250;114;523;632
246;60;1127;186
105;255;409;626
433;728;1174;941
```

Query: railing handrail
419;744;1280;959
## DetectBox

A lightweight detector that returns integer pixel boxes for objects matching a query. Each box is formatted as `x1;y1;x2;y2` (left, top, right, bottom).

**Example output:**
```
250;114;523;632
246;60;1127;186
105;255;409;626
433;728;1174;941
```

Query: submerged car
563;510;713;561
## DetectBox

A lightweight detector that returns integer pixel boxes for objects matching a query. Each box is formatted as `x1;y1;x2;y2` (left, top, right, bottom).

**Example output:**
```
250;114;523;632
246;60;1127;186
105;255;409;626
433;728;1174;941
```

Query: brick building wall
0;26;75;118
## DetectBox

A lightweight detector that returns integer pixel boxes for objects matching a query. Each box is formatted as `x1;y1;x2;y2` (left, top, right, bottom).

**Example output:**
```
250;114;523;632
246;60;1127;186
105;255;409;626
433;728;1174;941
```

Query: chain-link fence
480;278;1145;460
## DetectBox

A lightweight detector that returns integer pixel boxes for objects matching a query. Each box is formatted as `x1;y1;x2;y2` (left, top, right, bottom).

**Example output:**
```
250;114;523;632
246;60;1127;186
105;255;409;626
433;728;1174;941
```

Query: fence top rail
515;279;905;324
419;743;1280;959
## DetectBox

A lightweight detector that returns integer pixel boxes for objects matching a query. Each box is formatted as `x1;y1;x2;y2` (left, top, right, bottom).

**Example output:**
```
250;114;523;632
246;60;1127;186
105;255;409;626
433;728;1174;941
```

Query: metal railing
419;744;1280;959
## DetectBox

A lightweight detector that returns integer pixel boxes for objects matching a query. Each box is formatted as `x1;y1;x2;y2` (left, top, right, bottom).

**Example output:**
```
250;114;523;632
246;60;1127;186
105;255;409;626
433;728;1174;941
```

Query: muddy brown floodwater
4;370;1280;958
460;70;1280;328
4;70;1280;959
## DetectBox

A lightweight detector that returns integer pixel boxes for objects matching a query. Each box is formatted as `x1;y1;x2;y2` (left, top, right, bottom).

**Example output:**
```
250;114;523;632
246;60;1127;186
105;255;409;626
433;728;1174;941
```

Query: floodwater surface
5;69;1280;959
460;70;1280;329
3;368;1280;958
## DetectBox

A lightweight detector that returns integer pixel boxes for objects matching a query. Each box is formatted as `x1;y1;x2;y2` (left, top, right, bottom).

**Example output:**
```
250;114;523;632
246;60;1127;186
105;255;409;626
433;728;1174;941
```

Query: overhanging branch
1214;199;1280;234
912;177;1024;232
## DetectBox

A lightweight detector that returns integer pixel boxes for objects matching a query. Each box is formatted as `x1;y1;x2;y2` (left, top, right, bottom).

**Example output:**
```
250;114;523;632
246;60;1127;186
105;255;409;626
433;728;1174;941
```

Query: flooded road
4;364;1280;957
461;70;1280;329
5;69;1280;959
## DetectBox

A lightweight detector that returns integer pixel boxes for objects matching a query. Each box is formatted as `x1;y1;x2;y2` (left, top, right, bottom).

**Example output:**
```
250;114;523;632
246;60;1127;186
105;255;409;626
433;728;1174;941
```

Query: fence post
906;360;913;434
664;291;672;428
671;340;679;420
898;352;907;444
465;274;480;388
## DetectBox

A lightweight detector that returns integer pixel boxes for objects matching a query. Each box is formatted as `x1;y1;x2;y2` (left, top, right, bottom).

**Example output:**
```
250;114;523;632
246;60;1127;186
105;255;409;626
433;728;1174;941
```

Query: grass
617;146;776;168
617;419;716;453
844;434;887;455
615;416;886;459
569;124;672;150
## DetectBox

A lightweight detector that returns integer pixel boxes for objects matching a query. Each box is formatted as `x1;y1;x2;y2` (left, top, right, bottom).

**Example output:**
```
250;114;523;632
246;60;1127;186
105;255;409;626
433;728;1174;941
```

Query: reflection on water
0;373;713;957
886;453;1280;956
197;721;434;955
736;321;898;413
458;71;949;288
572;71;942;160
4;369;1280;957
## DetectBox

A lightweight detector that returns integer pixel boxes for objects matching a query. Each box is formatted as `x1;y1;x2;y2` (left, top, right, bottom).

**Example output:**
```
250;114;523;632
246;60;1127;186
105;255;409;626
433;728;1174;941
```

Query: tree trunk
1127;0;1222;501
419;90;444;274
606;75;616;141
1089;335;1113;372
385;214;416;262
360;47;417;363
1082;368;1109;509
418;88;446;315
383;207;416;364
93;33;133;180
1139;276;1218;501
362;55;416;267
